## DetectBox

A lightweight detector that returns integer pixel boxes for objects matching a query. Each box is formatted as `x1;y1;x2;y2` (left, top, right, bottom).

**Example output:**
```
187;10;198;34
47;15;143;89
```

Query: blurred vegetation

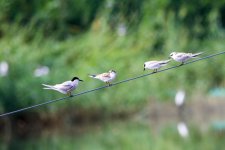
0;0;225;114
1;121;225;150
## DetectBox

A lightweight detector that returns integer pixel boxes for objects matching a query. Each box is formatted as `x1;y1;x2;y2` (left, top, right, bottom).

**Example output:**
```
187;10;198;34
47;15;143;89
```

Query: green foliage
0;0;104;38
0;0;225;113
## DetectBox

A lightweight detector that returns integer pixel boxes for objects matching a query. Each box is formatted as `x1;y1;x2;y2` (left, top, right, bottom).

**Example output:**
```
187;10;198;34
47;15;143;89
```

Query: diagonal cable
0;51;225;117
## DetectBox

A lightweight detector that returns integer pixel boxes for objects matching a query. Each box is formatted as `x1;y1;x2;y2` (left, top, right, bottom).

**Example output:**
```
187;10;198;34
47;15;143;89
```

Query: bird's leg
68;92;72;97
179;62;184;66
106;82;111;86
152;69;157;73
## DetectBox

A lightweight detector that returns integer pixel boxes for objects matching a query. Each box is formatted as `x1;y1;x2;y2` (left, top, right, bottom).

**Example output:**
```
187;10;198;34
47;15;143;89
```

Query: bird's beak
79;79;84;82
143;68;145;71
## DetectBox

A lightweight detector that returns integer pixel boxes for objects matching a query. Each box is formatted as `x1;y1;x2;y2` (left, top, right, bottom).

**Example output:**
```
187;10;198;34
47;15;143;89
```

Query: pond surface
1;99;225;150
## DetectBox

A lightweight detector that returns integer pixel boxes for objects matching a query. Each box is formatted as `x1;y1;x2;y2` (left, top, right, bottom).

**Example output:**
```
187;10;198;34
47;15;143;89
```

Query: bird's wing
191;52;203;57
99;72;111;78
55;81;74;91
146;61;165;65
93;72;112;82
148;61;158;64
146;60;159;64
60;81;72;86
176;53;187;58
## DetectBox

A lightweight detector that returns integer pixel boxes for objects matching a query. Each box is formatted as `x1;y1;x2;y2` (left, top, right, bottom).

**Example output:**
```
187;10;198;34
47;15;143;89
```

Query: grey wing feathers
161;59;171;64
57;81;74;91
192;52;203;57
158;59;170;65
177;53;186;58
60;81;73;87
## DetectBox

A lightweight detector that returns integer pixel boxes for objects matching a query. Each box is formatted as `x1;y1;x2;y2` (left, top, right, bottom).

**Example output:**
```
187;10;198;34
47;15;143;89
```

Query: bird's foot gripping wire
152;69;157;73
106;82;112;87
68;92;73;97
179;62;184;66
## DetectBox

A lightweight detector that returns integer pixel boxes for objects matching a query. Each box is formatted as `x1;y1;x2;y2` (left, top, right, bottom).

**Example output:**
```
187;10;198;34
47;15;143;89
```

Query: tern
42;77;83;96
169;52;203;65
144;59;171;72
89;70;116;86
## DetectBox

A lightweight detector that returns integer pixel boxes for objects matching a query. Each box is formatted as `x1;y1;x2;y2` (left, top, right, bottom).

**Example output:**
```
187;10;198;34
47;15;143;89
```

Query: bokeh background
0;0;225;149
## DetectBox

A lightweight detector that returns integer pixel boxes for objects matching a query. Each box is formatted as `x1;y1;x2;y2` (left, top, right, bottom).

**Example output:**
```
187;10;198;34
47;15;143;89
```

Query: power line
0;51;225;117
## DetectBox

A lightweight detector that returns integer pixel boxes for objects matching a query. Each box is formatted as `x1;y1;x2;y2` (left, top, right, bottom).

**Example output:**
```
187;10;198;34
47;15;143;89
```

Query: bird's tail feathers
42;84;53;89
89;74;96;78
192;52;203;57
163;59;171;63
160;59;171;65
43;87;52;90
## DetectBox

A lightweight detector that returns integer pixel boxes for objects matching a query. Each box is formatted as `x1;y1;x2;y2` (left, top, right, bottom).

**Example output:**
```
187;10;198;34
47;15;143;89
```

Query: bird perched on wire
143;59;171;72
89;70;116;86
169;52;203;66
42;77;83;96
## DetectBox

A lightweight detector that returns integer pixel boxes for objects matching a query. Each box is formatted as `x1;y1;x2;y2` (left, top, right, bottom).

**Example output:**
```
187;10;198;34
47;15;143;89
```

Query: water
1;98;225;150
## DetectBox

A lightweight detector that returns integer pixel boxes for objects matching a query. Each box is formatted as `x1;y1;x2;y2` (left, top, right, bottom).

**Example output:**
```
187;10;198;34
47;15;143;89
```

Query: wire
0;51;225;117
